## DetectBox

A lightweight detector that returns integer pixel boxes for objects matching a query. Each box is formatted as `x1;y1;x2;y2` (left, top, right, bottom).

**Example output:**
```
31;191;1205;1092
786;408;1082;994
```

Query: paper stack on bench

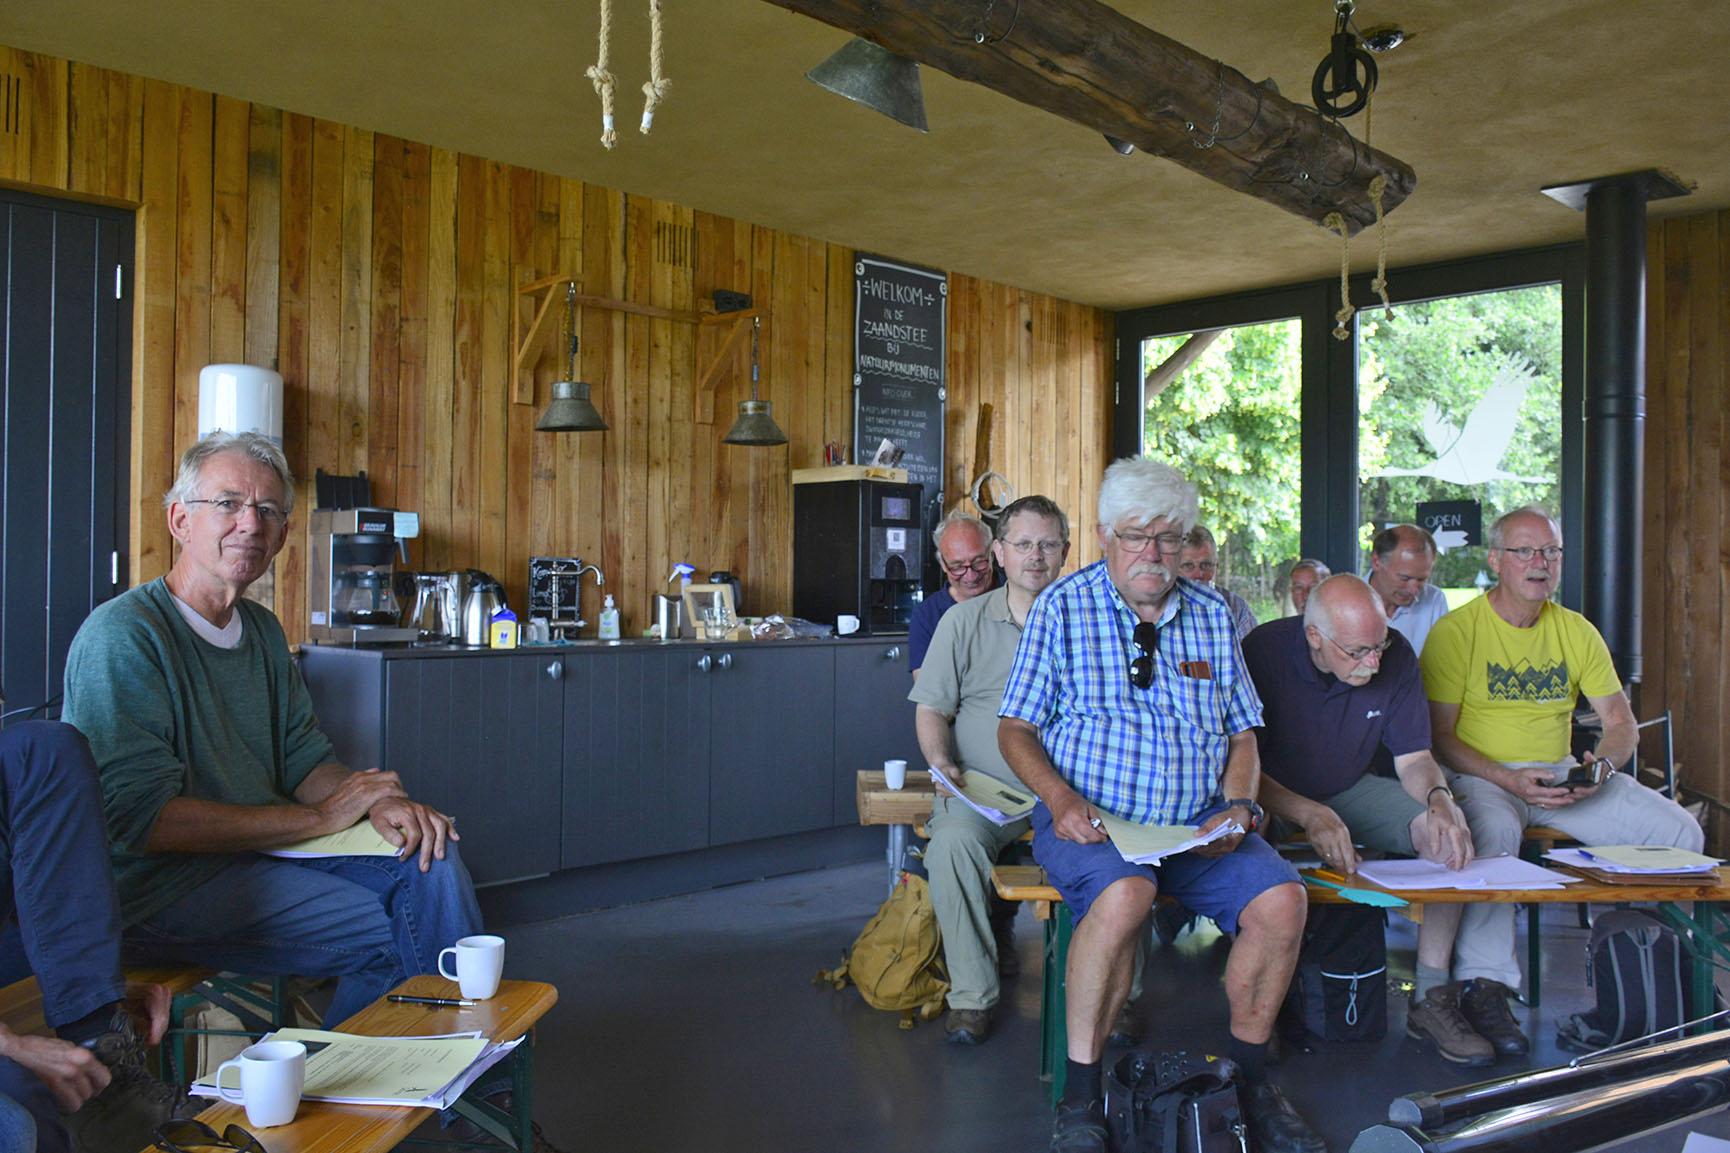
1544;844;1723;884
192;1028;521;1109
1353;854;1581;891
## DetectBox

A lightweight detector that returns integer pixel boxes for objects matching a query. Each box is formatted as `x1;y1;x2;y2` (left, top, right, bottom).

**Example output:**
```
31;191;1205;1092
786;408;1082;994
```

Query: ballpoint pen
387;994;476;1007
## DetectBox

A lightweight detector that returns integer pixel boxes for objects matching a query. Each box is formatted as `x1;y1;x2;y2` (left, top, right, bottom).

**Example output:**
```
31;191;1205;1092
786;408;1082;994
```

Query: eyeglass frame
999;537;1067;557
1110;528;1185;555
181;498;290;528
1493;545;1564;564
1129;621;1160;690
154;1118;268;1153
940;554;993;578
1314;627;1394;663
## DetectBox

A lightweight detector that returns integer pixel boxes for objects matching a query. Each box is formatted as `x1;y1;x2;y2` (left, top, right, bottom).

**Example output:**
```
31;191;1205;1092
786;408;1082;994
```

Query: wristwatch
1223;797;1263;833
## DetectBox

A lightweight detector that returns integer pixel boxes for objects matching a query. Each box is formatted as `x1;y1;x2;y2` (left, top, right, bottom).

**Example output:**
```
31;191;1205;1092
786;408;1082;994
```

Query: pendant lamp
535;283;608;433
722;317;788;447
806;38;928;133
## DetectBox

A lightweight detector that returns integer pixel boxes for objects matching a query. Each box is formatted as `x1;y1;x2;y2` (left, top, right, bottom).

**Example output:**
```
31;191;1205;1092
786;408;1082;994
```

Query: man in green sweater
62;432;483;1027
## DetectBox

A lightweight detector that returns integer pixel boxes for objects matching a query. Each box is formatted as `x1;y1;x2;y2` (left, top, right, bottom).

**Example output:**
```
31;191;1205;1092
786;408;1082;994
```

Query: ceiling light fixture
1104;134;1136;156
722;317;788;447
1360;26;1407;54
806;38;929;133
535;283;608;432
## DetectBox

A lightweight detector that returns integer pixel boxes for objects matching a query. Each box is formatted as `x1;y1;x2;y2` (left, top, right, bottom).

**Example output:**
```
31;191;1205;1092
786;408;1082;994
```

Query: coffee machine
792;477;924;634
309;507;421;644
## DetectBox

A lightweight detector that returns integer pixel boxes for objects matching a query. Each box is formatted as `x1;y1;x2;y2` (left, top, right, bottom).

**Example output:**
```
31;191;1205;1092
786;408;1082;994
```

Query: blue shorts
1030;802;1300;932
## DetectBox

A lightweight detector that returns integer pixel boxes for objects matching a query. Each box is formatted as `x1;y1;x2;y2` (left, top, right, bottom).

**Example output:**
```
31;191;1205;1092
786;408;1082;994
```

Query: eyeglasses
1178;560;1217;575
1317;628;1393;663
1129;621;1159;690
1496;545;1563;563
942;555;992;578
1113;529;1184;554
183;498;289;528
154;1119;268;1153
1001;538;1065;556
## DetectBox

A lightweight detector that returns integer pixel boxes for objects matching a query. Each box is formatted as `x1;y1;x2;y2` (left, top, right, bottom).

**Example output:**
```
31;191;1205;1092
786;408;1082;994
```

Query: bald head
1304;574;1382;633
1303;575;1392;685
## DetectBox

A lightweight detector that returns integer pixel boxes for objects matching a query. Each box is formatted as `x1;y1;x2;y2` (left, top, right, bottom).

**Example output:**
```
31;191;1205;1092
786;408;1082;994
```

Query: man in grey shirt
910;496;1069;1045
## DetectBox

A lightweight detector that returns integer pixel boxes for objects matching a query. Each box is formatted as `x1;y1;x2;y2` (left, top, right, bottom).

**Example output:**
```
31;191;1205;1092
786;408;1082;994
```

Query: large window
1357;284;1563;606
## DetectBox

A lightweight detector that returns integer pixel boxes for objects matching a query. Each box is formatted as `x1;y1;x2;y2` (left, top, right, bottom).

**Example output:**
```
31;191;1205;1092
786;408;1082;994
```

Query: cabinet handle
546;660;563;680
697;654;712;673
884;646;902;660
717;652;733;671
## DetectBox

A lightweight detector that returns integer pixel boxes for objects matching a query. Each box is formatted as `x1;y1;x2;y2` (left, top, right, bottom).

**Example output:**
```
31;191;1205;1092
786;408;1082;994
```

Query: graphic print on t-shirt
1486;659;1570;702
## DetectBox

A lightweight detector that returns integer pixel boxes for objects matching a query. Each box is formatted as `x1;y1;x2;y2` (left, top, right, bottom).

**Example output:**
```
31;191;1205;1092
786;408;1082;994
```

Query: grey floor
492;861;1730;1153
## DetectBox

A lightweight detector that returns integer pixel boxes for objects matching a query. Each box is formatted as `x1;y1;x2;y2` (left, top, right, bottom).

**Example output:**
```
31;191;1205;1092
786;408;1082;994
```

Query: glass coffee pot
337;568;401;628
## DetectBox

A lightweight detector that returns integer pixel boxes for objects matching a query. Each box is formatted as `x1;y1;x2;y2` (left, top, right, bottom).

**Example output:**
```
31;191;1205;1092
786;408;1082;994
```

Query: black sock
56;1002;122;1047
1063;1059;1102;1107
1229;1036;1269;1085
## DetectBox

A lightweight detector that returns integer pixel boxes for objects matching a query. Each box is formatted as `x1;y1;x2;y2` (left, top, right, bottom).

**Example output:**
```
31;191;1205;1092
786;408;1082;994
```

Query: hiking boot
66;1012;198;1153
994;918;1022;979
945;1007;993;1046
1460;978;1530;1056
1243;1081;1328;1153
1407;984;1495;1067
1106;1002;1144;1047
1050;1098;1108;1153
1153;901;1195;947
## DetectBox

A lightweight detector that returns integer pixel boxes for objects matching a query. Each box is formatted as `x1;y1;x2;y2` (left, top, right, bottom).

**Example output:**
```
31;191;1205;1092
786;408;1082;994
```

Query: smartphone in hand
1561;759;1609;790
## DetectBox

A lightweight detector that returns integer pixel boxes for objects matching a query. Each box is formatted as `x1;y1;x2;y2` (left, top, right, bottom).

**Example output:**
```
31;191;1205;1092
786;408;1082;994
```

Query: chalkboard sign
853;254;946;589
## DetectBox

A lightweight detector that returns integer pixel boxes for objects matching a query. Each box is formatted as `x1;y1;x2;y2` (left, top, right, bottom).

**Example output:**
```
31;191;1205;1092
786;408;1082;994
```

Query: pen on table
387;994;476;1007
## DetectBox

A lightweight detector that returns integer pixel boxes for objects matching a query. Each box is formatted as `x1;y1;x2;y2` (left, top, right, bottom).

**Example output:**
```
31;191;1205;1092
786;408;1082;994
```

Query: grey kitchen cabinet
832;639;917;824
707;645;836;846
561;645;710;868
379;652;566;883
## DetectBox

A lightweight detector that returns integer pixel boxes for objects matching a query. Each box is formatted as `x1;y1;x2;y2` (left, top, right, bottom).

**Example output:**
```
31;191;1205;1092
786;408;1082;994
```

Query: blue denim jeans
123;845;484;1026
0;1090;38;1153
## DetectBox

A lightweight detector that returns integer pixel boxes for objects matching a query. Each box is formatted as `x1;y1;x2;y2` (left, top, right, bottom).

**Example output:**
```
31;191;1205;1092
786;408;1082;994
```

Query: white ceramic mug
836;614;861;635
883;758;908;790
216;1040;306;1128
438;933;506;999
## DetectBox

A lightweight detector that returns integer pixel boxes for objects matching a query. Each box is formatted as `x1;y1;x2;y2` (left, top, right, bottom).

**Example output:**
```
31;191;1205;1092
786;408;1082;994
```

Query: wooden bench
173;975;559;1153
993;861;1730;1106
0;966;216;1039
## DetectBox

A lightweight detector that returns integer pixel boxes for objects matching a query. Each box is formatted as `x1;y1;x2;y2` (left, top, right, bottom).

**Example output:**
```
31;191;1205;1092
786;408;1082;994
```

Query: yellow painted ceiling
3;0;1726;309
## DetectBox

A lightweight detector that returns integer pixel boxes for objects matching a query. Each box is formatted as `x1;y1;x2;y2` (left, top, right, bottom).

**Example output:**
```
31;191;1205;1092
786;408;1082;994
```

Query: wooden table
855;769;937;893
176;975;558;1153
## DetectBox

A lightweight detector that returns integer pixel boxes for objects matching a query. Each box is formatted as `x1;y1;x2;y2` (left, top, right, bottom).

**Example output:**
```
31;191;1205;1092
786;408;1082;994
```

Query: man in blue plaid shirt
999;458;1320;1153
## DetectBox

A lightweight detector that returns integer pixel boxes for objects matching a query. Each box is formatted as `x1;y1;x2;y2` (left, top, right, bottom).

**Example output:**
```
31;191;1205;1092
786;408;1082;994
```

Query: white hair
932;508;991;552
163;431;295;513
1097;457;1199;534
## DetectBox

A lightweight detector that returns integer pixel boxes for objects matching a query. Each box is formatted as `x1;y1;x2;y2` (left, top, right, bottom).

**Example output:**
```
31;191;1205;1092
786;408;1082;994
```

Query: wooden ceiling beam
765;0;1415;234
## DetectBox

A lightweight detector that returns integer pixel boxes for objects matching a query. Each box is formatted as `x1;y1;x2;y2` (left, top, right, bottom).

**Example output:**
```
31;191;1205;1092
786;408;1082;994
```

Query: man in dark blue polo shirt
1243;575;1488;1066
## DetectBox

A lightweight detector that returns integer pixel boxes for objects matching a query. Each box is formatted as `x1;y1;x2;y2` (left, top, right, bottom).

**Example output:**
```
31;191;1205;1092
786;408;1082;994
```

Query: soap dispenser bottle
598;593;621;640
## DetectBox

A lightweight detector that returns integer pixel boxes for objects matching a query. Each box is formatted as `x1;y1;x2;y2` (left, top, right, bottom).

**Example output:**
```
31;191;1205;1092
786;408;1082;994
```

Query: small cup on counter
883;758;908;790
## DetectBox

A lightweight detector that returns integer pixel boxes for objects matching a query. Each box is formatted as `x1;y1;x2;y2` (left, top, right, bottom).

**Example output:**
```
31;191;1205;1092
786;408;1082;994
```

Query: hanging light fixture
722;316;788;447
806;38;928;133
535;282;608;433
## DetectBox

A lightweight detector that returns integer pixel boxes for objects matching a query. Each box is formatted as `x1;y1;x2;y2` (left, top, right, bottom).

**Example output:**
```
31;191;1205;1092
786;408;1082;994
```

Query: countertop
296;633;909;659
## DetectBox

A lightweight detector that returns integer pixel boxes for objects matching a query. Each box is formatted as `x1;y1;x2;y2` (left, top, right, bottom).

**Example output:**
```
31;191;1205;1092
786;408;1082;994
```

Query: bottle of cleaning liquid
598;593;621;640
488;605;519;649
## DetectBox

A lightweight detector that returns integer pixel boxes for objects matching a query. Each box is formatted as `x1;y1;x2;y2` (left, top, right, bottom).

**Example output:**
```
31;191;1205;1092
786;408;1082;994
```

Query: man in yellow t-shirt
1421;506;1702;1059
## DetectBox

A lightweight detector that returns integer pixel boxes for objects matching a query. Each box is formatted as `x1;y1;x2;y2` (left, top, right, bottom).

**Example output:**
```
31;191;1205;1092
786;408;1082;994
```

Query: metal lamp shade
806;38;928;133
535;379;608;432
722;399;788;447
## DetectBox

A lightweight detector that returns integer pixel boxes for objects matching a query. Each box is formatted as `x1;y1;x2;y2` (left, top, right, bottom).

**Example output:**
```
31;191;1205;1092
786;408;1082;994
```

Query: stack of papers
928;770;1036;826
192;1028;522;1109
1094;810;1242;866
1545;845;1722;882
264;822;402;859
1353;854;1581;891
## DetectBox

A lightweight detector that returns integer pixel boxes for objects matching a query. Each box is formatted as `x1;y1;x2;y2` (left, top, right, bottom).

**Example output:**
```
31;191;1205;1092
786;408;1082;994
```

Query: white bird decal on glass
1370;354;1549;486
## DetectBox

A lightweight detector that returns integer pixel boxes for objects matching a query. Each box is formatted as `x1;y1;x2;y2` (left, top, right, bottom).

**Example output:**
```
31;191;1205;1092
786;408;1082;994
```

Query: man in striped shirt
999;458;1319;1153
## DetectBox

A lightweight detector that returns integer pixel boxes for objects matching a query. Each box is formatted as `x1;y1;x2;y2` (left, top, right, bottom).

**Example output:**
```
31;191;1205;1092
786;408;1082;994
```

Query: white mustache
1128;562;1171;580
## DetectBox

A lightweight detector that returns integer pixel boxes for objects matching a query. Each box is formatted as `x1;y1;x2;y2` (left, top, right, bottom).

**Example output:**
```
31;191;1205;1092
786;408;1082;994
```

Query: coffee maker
792;477;924;634
309;507;421;644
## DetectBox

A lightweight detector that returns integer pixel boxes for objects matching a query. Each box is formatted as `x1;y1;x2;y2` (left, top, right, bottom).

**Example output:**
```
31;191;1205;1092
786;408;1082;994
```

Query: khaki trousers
925;795;1031;1010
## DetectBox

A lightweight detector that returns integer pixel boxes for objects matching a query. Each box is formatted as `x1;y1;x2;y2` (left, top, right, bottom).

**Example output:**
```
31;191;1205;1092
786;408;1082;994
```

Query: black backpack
1558;909;1711;1051
1278;904;1388;1044
1106;1050;1247;1153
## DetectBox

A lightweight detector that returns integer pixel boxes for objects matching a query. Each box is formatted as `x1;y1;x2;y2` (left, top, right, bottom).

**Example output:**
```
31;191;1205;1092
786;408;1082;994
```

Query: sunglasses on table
154;1119;268;1153
1129;621;1160;690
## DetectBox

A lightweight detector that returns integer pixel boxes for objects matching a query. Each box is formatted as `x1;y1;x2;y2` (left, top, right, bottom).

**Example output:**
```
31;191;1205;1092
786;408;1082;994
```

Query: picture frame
682;583;738;639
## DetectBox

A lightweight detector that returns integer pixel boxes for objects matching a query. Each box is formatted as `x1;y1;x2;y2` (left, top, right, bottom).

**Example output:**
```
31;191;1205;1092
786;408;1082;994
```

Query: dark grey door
709;645;835;846
0;188;132;725
833;640;916;825
383;653;564;883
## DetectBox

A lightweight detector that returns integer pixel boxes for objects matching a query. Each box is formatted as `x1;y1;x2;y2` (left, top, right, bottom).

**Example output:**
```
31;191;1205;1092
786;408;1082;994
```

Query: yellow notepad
263;821;402;859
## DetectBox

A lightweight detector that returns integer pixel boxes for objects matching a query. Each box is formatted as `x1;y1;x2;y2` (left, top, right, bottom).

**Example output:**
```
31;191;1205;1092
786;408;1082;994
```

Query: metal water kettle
460;573;505;646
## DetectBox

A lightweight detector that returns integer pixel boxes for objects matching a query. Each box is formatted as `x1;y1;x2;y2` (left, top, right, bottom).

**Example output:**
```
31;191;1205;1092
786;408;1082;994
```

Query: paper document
192;1028;521;1109
1577;845;1722;871
263;821;402;859
928;770;1035;826
1094;810;1242;866
1353;854;1580;891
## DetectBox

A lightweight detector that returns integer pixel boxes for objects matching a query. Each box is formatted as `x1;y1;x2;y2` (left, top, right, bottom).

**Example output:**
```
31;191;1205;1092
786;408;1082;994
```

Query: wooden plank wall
1642;207;1729;852
0;45;1114;647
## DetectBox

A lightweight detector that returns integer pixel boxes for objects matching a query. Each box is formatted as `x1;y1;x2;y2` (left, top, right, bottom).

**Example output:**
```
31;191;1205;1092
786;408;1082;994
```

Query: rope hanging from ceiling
586;0;619;149
640;0;671;133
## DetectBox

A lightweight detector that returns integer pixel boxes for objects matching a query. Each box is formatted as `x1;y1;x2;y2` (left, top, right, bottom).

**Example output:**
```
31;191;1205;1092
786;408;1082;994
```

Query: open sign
1415;499;1482;548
